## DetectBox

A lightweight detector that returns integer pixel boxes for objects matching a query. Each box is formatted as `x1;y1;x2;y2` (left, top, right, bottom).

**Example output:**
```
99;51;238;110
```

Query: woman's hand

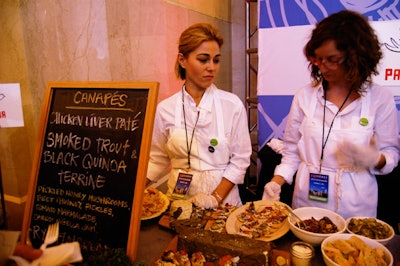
262;181;281;201
335;136;382;170
190;193;219;209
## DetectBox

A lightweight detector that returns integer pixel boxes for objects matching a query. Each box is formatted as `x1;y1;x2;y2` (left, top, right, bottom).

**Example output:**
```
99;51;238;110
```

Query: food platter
141;187;170;220
225;200;291;242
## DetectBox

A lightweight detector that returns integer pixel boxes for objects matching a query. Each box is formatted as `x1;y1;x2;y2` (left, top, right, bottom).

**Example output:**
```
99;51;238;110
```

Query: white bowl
346;216;395;246
321;233;393;266
288;207;346;246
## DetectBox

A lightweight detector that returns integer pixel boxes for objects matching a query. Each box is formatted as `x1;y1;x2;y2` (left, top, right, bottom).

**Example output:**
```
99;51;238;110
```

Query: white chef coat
275;82;399;218
147;84;252;206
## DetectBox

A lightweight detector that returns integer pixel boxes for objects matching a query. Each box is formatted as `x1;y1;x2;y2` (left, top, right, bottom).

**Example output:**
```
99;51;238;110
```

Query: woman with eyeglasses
262;10;399;219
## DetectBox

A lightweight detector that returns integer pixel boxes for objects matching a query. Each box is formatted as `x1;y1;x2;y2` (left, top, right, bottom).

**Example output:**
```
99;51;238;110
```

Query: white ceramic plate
225;200;291;241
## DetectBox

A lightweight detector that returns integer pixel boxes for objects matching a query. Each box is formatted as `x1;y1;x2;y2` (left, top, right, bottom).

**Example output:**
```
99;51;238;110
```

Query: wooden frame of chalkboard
20;81;159;261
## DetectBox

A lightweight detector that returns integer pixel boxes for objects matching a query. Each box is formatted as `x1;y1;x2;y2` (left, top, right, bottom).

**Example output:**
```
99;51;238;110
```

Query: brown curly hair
304;10;382;93
175;23;224;80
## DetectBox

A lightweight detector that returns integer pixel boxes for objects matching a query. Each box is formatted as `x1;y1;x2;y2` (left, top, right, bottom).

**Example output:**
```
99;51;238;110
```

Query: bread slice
331;239;357;255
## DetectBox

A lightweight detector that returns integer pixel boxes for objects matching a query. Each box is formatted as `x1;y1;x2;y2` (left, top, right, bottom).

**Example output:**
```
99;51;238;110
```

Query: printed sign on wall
0;83;24;128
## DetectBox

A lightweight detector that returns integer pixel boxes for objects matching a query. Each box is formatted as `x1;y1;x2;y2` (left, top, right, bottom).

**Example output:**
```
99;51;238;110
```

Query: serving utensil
284;205;306;229
40;221;59;250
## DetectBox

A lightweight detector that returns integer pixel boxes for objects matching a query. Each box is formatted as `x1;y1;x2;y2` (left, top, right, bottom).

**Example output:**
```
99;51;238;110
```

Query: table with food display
135;187;400;266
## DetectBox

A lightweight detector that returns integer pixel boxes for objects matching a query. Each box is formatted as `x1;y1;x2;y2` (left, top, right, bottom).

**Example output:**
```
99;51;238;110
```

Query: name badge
308;173;329;202
171;170;193;199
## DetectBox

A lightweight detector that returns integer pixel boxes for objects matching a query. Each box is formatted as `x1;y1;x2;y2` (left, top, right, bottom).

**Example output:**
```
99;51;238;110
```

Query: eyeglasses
310;56;345;70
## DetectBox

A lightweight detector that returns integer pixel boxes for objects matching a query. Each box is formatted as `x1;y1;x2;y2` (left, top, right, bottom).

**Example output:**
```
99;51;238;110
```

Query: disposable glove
267;138;284;154
190;192;219;209
262;181;281;201
335;136;381;170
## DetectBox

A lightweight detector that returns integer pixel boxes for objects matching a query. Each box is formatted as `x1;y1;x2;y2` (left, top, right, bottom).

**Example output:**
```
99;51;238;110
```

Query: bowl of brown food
346;217;395;246
288;207;346;246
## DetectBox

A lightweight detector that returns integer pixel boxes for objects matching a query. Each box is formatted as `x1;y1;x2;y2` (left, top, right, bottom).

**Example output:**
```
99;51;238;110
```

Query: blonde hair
175;23;224;80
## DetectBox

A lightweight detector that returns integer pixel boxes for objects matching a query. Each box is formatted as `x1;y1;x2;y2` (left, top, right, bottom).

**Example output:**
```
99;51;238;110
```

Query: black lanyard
320;85;352;172
182;86;200;169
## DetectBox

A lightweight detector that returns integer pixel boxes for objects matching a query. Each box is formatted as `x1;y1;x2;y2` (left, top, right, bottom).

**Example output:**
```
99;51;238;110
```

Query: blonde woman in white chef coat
146;23;252;208
262;10;400;219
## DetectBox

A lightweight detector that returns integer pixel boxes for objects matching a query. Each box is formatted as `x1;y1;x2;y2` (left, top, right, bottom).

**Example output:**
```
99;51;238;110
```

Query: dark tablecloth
135;217;400;265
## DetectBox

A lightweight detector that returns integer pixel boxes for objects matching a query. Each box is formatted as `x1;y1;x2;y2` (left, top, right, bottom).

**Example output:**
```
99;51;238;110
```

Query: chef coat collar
178;84;224;138
182;84;215;113
316;84;362;116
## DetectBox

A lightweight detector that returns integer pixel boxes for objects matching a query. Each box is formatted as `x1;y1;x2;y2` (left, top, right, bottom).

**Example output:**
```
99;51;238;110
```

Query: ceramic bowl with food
321;233;393;266
288;207;346;246
346;216;395;245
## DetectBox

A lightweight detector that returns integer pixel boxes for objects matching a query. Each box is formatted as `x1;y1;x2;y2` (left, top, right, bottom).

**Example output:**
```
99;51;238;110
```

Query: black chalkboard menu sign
21;81;159;260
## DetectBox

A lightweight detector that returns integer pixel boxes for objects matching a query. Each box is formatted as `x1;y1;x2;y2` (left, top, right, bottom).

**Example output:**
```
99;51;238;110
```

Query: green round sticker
210;138;218;146
359;117;369;126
